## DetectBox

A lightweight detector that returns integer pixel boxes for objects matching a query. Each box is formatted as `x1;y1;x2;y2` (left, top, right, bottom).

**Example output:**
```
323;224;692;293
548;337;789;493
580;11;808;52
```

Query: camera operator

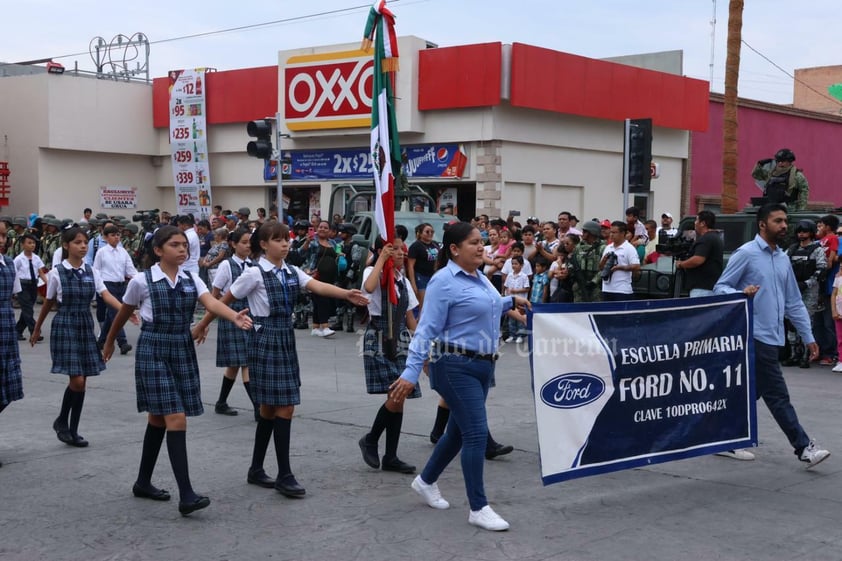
675;210;723;297
598;221;640;302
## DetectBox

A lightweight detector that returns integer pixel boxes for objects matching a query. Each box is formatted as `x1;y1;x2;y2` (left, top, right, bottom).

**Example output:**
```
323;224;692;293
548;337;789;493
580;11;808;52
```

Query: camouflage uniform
751;162;809;211
40;230;60;267
572;239;606;302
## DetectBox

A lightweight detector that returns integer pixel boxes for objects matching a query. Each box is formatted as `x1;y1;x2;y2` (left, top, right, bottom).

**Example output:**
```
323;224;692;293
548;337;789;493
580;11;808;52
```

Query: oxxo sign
285;50;374;131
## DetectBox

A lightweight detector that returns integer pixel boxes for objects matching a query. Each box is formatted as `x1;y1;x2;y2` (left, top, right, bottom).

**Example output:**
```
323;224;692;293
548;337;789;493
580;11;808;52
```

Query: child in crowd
103;225;252;516
500;242;532;287
530;257;550;305
13;233;47;341
503;256;530;343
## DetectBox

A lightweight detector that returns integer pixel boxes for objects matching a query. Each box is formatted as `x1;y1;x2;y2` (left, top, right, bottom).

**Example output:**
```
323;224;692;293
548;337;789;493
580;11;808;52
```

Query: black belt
437;342;498;362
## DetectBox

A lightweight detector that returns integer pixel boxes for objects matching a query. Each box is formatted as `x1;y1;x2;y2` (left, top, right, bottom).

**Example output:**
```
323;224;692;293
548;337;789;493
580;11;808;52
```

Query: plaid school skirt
363;317;420;398
135;325;203;416
0;306;23;406
216;313;249;368
248;316;301;406
50;309;104;376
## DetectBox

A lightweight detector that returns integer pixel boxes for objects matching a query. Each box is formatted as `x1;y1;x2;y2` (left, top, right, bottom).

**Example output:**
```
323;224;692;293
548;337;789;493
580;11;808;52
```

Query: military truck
633;203;840;299
328;183;454;248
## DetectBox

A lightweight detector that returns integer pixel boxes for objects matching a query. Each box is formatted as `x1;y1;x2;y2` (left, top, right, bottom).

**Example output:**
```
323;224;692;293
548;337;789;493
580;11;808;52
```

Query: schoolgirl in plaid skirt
103;226;252;516
31;226;130;449
0;221;23;467
358;241;421;474
209;229;257;418
194;220;369;498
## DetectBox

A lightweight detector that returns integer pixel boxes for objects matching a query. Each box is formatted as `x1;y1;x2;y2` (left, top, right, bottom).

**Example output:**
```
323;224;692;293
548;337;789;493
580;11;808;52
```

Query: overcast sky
3;0;840;105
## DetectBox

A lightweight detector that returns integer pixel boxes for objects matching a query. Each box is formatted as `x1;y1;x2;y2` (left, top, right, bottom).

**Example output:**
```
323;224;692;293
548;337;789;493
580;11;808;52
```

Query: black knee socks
431;405;450;438
166;430;198;503
242;381;254;405
57;387;73;427
250;417;274;471
368;404;391;443
218;376;235;404
273;418;292;477
383;411;403;461
136;423;166;486
68;390;85;437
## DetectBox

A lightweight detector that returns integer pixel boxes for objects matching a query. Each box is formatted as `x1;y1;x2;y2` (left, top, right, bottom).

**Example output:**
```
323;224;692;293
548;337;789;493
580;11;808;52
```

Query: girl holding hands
194;221;368;498
103;226;252;516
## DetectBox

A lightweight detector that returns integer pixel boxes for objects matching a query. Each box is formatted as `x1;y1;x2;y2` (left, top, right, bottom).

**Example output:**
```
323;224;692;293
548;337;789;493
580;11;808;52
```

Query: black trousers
16;280;37;335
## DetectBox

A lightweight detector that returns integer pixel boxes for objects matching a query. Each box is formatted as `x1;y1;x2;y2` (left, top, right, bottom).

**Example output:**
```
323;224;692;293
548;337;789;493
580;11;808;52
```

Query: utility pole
721;0;743;214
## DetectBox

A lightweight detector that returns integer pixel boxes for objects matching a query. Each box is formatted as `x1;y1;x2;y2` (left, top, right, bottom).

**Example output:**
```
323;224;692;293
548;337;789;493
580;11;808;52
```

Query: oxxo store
153;36;708;222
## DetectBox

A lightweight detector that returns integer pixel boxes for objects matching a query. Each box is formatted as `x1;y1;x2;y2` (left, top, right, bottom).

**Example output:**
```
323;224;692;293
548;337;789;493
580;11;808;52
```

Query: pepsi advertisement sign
529;294;757;485
264;143;468;181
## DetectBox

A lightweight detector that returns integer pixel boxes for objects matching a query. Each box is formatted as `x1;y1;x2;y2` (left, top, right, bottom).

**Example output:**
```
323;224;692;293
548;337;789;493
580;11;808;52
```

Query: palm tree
721;0;743;214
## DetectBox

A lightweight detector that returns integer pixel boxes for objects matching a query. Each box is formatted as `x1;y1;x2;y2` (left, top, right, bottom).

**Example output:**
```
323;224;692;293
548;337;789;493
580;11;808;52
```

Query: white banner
99;186;137;209
530;295;756;485
168;68;211;219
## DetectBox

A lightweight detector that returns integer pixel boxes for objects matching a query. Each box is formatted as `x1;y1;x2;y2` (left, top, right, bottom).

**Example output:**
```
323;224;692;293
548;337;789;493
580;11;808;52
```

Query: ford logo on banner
540;373;605;409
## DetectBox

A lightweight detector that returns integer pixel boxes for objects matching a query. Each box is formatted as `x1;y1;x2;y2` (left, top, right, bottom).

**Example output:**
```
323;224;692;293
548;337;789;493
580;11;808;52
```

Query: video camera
600;252;618;281
132;209;160;233
656;230;693;260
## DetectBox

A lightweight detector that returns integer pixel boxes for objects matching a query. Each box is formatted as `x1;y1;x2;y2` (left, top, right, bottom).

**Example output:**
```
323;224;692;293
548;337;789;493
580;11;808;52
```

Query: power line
741;38;842;108
11;0;418;65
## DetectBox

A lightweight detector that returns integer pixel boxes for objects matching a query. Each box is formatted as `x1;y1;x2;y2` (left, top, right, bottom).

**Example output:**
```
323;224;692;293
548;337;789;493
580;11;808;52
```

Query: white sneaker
799;440;830;468
321;327;336;337
311;328;323;337
832;362;842;373
411;475;449;509
468;505;510;531
515;336;524;344
504;336;514;343
715;449;755;461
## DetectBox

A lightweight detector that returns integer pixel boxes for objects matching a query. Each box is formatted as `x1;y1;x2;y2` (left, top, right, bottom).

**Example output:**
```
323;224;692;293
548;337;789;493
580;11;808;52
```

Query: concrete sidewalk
1;308;841;561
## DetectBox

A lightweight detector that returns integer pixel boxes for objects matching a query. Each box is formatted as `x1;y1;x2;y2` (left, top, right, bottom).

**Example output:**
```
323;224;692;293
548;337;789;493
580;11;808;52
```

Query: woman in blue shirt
390;222;529;531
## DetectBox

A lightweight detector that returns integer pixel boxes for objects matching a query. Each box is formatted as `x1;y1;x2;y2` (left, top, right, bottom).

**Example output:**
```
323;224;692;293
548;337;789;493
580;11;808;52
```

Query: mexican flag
363;0;401;305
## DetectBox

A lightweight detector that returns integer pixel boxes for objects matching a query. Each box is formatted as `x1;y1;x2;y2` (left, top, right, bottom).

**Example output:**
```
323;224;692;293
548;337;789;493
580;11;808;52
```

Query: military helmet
795;219;817;235
581;221;602;237
12;216;28;227
775;148;796;162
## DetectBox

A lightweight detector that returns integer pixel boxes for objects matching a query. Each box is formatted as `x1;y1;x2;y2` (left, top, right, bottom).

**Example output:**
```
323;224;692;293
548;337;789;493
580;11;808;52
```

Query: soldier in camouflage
572;221;606;302
751;148;809;211
39;219;61;267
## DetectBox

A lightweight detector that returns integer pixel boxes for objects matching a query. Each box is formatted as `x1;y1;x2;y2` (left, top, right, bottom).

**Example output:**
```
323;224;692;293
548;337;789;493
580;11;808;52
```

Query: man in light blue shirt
714;203;830;468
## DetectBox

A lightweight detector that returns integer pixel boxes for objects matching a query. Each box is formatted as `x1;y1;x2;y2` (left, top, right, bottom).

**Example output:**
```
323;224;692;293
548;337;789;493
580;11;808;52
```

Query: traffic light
246;119;273;159
625;118;652;193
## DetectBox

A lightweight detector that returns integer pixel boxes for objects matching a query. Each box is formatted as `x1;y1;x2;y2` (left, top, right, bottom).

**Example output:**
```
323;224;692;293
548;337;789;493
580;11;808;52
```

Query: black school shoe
132;482;171;501
214;402;238;416
119;343;133;355
178;495;211;516
68;434;89;448
358;435;380;469
485;443;514;460
381;457;416;474
274;474;306;497
247;467;275;488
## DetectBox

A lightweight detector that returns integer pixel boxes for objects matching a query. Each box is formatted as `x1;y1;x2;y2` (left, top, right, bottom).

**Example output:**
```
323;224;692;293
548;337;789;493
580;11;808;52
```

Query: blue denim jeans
754;340;810;453
421;353;493;511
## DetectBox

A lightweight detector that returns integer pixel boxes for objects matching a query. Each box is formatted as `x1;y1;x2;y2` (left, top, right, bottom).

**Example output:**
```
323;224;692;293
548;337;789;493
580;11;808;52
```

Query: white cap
661;212;673;219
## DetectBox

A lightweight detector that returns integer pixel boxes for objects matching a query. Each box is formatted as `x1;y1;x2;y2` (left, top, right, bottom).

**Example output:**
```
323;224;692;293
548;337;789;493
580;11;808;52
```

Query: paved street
2;305;842;561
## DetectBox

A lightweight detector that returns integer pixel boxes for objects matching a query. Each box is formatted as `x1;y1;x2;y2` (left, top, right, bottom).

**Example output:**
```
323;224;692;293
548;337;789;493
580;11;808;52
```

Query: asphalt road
2;306;842;561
